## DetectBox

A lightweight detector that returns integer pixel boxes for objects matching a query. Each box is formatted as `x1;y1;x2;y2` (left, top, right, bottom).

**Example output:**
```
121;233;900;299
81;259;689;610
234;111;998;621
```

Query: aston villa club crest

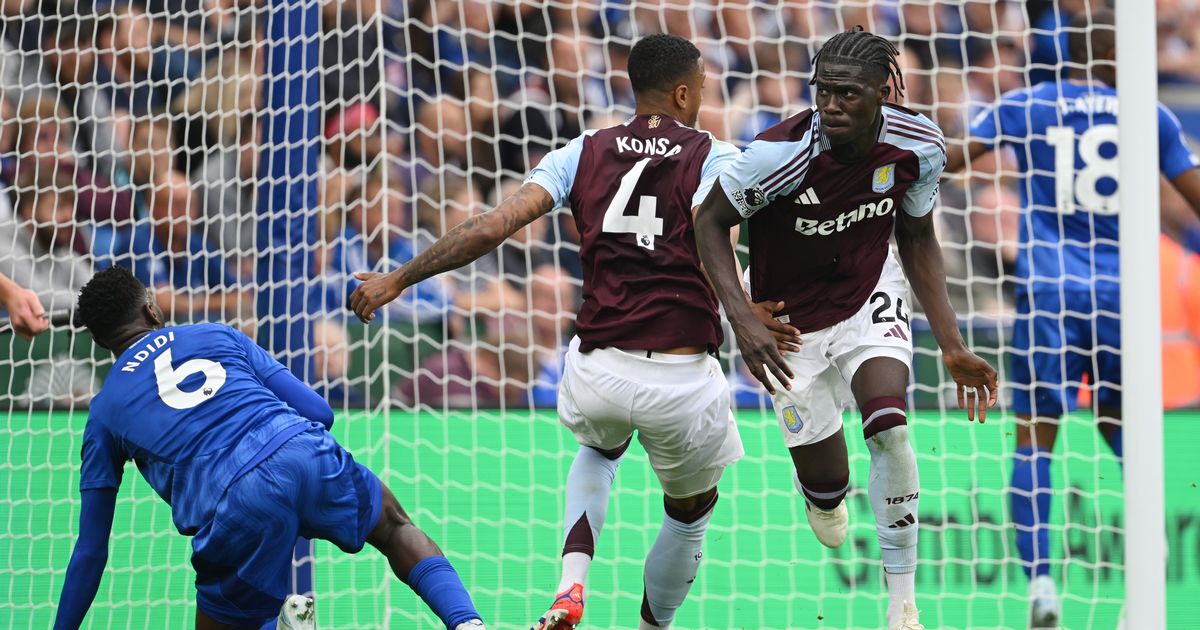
872;163;896;193
648;114;661;129
782;406;804;433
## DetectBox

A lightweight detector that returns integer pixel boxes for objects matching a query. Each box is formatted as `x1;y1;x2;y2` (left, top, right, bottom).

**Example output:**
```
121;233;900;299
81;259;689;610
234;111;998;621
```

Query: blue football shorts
190;425;383;625
1010;289;1122;416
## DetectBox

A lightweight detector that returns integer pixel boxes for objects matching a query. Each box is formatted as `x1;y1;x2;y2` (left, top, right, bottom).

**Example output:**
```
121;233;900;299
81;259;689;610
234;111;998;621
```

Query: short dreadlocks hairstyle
627;33;702;96
811;26;906;99
77;265;151;341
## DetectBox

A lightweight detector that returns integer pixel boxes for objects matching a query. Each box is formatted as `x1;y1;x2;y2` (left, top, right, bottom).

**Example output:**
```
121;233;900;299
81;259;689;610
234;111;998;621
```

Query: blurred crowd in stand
2;0;1198;408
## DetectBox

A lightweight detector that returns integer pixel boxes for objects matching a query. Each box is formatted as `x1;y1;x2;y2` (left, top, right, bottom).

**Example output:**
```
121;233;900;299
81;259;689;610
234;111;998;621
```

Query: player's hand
749;300;802;354
943;348;999;423
731;314;794;396
4;285;48;340
349;270;407;323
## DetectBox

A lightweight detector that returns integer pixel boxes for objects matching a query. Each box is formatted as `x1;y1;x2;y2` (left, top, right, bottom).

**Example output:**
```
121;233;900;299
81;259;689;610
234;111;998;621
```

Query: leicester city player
947;9;1200;628
53;265;486;630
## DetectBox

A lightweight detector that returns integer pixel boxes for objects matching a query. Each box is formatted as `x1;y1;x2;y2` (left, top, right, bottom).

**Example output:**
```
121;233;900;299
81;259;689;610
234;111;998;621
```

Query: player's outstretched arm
943;140;991;174
895;211;998;422
1171;167;1200;218
695;184;794;394
265;371;335;429
53;488;117;630
349;183;555;323
0;273;48;340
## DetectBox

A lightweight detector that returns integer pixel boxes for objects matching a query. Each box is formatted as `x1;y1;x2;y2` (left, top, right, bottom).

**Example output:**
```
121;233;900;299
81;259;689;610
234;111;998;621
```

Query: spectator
728;41;806;145
413;173;523;328
38;2;130;182
1158;0;1200;84
325;100;383;172
10;96;134;228
310;316;364;406
319;163;448;326
395;319;532;409
525;265;578;407
0;166;93;315
95;1;199;117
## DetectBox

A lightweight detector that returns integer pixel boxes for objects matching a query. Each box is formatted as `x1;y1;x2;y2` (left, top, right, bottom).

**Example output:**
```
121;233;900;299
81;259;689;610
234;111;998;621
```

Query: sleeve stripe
890;129;946;155
889;121;945;150
763;155;811;193
890;111;942;136
758;147;806;188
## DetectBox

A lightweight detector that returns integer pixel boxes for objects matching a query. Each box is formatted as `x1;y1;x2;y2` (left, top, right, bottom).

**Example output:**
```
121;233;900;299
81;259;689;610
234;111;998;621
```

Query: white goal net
3;1;1191;628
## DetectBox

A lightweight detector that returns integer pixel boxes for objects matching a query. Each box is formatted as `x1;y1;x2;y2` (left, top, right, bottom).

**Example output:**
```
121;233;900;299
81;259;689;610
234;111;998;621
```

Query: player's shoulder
707;136;740;159
1157;101;1187;129
754;107;818;144
888;103;940;139
882;104;945;158
177;322;240;341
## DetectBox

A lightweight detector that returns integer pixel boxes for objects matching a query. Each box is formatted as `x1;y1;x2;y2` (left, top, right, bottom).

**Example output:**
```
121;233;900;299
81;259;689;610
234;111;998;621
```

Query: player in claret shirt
352;33;790;630
695;27;998;630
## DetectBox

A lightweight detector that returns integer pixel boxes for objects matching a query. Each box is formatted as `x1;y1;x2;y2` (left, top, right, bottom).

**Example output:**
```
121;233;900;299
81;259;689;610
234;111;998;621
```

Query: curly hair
627;33;702;96
77;265;150;340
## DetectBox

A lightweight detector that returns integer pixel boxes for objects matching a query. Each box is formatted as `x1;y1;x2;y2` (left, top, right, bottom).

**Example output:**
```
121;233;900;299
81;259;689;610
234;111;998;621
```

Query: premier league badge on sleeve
872;163;896;193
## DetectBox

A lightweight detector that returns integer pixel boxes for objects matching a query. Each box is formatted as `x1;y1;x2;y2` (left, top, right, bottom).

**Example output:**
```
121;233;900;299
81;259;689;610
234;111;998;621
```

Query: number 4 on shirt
602;157;664;250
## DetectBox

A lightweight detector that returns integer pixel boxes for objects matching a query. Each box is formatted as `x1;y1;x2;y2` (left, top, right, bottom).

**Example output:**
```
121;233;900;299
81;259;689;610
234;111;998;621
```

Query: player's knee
663;487;718;524
792;469;849;510
589;436;632;461
867;424;910;452
861;396;908;443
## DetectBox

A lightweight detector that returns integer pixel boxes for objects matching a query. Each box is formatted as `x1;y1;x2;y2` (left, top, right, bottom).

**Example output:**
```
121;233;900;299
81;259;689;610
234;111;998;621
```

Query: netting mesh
2;0;1188;628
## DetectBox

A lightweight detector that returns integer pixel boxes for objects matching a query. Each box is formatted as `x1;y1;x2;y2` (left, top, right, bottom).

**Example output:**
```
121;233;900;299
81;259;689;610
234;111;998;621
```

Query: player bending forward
54;266;485;630
695;27;998;630
351;34;790;630
947;9;1200;627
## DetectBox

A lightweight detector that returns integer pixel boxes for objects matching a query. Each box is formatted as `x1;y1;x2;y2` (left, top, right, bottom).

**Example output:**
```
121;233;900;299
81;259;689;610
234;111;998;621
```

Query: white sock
866;425;920;618
556;446;622;592
641;505;714;627
558;552;591;593
885;569;916;622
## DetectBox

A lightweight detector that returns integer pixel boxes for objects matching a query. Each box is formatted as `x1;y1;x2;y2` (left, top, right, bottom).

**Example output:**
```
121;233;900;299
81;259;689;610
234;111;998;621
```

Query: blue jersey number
154;348;227;410
1046;123;1119;215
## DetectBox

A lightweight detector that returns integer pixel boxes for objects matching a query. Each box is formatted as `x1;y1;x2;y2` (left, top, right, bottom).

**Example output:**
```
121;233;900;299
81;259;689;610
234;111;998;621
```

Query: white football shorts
764;253;914;448
558;336;745;498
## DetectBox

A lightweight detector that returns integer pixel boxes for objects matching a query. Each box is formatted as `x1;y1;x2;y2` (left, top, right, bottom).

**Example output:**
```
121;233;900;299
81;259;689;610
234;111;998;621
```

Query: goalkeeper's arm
54;488;117;630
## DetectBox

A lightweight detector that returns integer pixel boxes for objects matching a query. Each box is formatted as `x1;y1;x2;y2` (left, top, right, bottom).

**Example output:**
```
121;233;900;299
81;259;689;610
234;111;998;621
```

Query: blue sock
403;556;481;628
1106;426;1123;459
1010;446;1052;579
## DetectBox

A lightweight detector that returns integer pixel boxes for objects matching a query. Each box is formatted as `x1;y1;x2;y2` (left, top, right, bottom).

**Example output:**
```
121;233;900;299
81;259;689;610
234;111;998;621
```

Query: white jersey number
154;348;227;410
1046;124;1119;215
602;157;664;250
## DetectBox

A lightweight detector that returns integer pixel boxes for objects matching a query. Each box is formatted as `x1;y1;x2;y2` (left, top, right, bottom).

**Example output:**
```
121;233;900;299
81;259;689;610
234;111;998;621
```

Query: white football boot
278;594;315;630
804;501;849;548
1029;574;1061;629
889;601;924;630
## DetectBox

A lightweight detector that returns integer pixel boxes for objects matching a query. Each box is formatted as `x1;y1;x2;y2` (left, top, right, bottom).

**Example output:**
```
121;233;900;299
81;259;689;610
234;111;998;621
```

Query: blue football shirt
80;323;310;534
968;80;1199;296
